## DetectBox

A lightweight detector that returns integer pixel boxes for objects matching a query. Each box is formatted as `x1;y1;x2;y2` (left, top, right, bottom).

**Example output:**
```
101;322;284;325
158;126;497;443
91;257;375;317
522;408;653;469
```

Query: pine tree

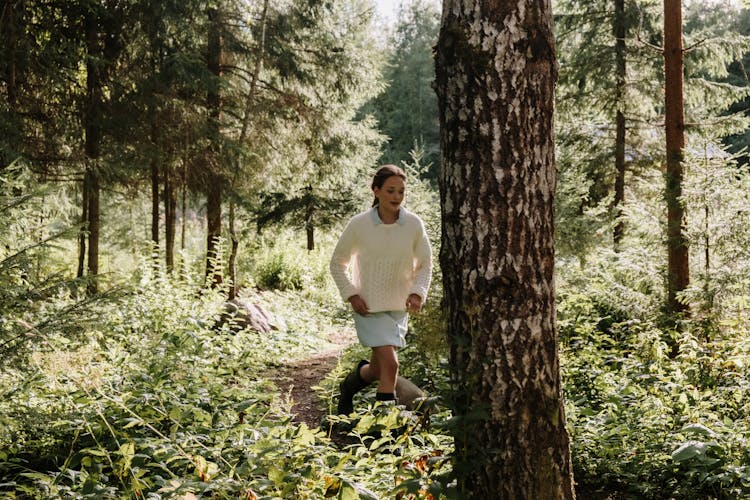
370;0;440;178
664;0;689;318
554;0;663;259
1;0;387;292
240;0;385;247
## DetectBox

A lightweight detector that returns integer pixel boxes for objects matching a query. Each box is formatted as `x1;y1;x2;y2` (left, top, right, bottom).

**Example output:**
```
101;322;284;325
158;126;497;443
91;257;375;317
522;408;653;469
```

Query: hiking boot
337;360;370;415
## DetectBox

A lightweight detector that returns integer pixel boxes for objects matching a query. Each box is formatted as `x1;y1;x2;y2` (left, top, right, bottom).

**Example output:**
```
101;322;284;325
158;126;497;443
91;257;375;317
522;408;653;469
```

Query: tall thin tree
205;6;224;286
435;0;575;498
84;4;103;295
79;0;125;294
664;0;689;316
1;0;20;124
613;0;627;248
227;0;269;299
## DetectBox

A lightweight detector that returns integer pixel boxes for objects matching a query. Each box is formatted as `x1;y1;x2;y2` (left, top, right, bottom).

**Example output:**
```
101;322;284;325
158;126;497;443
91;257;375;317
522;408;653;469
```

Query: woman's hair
371;164;406;207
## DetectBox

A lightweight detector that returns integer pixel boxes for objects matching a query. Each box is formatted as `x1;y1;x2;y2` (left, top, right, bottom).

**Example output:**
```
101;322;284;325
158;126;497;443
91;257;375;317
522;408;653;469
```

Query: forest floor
271;329;355;429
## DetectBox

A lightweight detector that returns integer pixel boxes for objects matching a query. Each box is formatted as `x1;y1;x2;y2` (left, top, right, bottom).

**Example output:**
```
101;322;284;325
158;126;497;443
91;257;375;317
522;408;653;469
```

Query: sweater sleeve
329;218;359;302
409;218;433;302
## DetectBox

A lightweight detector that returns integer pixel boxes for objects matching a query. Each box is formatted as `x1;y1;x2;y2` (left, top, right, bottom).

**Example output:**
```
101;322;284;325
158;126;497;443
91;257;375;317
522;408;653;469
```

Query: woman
329;164;432;414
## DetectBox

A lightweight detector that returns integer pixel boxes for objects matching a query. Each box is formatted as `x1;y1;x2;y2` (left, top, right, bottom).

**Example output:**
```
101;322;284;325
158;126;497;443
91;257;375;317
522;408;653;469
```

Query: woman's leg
360;345;399;395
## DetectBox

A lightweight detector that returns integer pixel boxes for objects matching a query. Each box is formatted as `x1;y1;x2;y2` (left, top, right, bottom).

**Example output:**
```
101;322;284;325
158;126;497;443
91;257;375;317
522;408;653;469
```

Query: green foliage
723;7;750;162
555;136;614;263
400;146;440;235
0;163;99;364
367;0;441;179
681;143;750;327
1;0;389;285
7;1;750;498
254;186;360;240
254;249;307;291
559;256;750;498
247;0;387;203
683;1;750;138
397;302;449;402
246;229;336;295
0;251;456;499
554;0;750;264
321;354;455;498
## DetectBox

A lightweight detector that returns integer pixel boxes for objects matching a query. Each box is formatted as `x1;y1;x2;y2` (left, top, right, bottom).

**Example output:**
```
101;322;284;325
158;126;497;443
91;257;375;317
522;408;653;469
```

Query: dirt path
273;330;355;428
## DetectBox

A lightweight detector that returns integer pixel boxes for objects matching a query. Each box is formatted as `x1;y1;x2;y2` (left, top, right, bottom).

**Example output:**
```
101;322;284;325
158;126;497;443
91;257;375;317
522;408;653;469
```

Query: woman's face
373;175;405;213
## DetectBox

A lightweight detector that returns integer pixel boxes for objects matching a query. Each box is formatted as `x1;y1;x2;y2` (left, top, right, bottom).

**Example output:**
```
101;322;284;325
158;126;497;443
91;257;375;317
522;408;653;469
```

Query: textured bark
613;0;626;248
435;1;574;498
664;0;689;315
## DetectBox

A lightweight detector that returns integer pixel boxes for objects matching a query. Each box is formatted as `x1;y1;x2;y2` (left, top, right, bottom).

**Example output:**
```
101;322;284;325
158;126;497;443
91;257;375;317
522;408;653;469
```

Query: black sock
376;392;396;401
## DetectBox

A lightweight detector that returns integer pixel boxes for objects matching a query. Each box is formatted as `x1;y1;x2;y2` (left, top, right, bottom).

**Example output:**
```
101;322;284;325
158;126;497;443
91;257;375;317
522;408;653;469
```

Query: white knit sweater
329;206;432;313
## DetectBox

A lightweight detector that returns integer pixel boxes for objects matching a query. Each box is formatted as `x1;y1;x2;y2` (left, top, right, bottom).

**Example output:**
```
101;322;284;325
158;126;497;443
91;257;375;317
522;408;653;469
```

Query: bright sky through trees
374;0;401;23
374;0;441;24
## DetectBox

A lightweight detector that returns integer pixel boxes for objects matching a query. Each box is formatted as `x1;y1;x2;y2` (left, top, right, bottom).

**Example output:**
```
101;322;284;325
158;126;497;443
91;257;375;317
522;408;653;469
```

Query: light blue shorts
353;311;408;348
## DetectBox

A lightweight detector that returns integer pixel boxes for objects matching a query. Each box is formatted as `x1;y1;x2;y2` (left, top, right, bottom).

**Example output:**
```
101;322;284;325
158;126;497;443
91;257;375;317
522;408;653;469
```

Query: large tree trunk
664;0;689;316
205;7;223;286
435;1;575;498
613;0;626;248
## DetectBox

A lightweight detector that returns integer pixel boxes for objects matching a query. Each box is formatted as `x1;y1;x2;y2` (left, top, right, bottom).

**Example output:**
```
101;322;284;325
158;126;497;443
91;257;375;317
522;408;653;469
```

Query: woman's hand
348;295;370;316
406;294;423;314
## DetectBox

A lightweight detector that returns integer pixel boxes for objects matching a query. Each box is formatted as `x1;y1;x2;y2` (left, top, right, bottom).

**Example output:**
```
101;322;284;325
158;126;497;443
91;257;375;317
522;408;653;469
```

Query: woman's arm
409;218;433;303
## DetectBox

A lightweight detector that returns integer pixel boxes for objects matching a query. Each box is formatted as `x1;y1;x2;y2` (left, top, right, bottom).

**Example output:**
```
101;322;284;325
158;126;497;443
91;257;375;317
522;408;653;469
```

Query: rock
395;376;424;410
219;298;274;333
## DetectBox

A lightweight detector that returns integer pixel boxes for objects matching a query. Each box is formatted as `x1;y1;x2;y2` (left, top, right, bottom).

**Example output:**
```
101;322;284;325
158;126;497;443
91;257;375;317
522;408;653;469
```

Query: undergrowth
559;258;750;499
5;165;750;499
0;270;454;499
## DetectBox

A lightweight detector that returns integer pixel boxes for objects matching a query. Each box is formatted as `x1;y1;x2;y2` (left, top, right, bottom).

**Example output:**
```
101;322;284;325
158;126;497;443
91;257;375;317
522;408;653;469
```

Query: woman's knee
373;346;398;371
